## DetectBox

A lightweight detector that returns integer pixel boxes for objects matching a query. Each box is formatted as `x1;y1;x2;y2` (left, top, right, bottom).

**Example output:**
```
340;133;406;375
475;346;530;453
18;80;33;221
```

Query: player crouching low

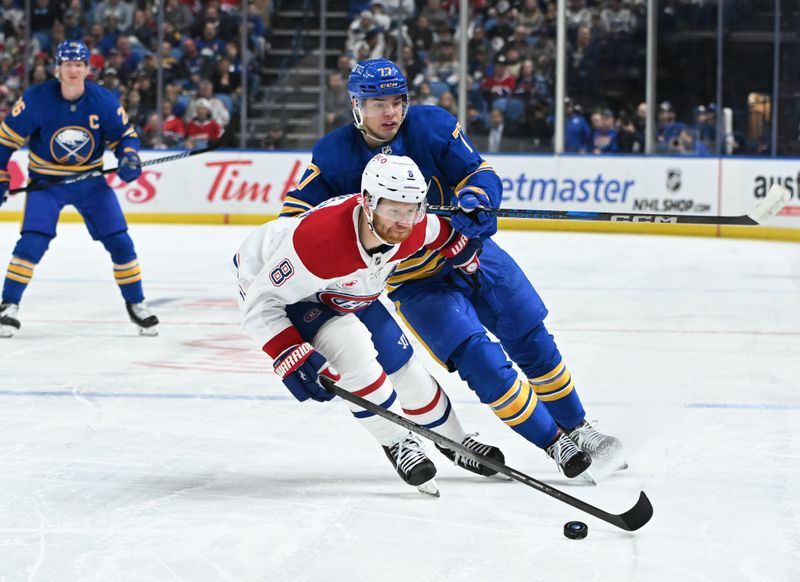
0;40;158;337
235;154;504;495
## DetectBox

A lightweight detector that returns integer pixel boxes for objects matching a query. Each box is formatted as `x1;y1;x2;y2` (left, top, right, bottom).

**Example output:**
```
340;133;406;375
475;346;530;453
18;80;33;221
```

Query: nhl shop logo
666;168;682;192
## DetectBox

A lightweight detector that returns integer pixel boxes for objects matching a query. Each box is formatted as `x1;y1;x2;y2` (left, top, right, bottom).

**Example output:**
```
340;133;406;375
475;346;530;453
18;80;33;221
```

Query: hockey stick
429;183;790;226
320;377;653;532
8;141;222;196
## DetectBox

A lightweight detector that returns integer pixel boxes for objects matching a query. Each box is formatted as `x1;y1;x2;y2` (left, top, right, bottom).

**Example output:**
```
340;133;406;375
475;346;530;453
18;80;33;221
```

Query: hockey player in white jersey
235;154;503;494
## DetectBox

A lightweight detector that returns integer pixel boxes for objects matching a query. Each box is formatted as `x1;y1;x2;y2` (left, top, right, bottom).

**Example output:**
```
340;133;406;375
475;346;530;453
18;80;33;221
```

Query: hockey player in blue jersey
0;40;158;337
281;59;626;479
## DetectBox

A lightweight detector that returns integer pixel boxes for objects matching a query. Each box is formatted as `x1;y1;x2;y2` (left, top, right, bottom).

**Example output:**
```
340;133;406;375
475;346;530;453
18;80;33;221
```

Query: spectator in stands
124;88;148;130
186;98;224;149
466;103;488;136
410;14;435;56
185;78;230;128
370;0;392;31
324;72;351;131
600;0;637;35
364;28;386;60
616;110;644;153
693;104;716;150
130;9;155;50
656;100;687;152
518;0;545;33
261;119;291;150
381;0;416;24
336;53;352;79
566;0;593;31
197;21;226;59
347;10;374;55
143;100;187;149
521;99;554;149
420;0;449;32
426;38;460;90
591;109;618;154
481;54;516;109
486;107;517;152
414;81;438;106
1;0;23;30
165;0;193;34
94;0;134;33
565;97;591;153
177;39;213;91
29;63;49;86
568;25;600;98
192;1;236;42
669;127;710;156
210;54;241;97
437;91;458;116
62;8;85;42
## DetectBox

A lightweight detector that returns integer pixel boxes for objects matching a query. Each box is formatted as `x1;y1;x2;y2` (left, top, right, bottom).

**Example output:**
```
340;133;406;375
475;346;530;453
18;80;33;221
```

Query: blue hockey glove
273;342;340;403
450;187;497;238
440;232;482;275
117;150;142;183
0;169;9;207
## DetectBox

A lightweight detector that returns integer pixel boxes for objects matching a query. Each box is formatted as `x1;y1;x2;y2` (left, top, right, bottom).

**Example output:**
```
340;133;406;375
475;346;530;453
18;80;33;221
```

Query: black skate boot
545;430;592;479
567;420;628;470
436;434;505;477
383;432;439;496
126;301;159;336
0;302;20;338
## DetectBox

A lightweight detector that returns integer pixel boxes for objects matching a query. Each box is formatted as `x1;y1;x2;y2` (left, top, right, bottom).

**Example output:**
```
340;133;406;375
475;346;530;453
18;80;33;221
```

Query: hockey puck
563;521;588;539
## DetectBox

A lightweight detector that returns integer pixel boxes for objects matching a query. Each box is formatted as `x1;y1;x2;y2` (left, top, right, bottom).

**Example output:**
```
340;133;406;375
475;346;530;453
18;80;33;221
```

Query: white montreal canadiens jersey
235;194;454;352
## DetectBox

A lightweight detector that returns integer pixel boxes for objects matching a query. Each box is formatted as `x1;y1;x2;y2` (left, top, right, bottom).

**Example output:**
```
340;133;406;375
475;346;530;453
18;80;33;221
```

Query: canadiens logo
51;126;95;165
318;290;381;313
339;279;358;289
303;308;322;322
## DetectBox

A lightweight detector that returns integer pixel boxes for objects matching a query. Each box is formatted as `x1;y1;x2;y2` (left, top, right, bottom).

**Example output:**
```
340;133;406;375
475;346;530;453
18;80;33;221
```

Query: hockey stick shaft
9;142;221;196
320;377;653;531
430;184;790;226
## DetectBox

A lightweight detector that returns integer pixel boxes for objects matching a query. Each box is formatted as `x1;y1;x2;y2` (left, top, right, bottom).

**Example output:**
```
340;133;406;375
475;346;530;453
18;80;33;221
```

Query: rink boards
0;150;798;241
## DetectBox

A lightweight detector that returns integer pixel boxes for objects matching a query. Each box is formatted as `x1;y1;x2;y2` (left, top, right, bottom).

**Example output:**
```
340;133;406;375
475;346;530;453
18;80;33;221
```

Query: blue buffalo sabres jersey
0;79;139;181
280;105;502;291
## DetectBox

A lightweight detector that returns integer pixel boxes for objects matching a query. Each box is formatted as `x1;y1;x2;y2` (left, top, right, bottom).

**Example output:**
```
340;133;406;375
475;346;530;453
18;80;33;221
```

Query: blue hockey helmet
347;59;409;139
56;40;90;64
347;59;408;100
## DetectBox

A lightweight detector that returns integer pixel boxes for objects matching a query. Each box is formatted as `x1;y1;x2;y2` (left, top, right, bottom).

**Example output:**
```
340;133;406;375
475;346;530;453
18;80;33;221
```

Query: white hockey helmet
361;154;428;226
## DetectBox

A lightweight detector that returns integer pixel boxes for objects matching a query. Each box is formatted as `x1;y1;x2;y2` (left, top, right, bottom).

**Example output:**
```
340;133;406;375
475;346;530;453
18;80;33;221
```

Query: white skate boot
545;430;593;480
567;420;627;470
126;301;159;336
0;302;20;338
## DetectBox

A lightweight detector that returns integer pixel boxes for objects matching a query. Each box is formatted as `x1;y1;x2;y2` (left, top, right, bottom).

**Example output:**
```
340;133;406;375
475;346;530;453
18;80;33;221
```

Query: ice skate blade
416;478;440;497
578;469;597;485
137;325;158;337
0;324;16;338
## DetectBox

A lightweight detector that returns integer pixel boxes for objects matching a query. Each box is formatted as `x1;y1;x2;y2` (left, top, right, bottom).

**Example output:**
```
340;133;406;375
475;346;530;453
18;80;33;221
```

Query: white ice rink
0;221;798;582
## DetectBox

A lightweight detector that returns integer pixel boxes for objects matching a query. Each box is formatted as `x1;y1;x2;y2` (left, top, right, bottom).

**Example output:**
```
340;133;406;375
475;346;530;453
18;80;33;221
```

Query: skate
545;430;593;480
383;432;439;496
436;434;505;477
125;301;159;336
567;420;628;470
0;302;20;338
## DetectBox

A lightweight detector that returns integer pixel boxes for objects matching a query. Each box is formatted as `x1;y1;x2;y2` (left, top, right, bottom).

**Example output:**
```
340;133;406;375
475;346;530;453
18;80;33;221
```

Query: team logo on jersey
338;279;358;289
303;307;322;322
381;145;392;155
318;290;381;313
50;126;95;165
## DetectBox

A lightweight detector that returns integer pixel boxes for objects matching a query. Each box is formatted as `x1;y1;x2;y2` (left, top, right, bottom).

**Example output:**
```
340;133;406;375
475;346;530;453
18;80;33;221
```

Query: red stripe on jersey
262;326;304;359
425;216;453;251
353;371;388;397
292;197;366;279
403;384;443;415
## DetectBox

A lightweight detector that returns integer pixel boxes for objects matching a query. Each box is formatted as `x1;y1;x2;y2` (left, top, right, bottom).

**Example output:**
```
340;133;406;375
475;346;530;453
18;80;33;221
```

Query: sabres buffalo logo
50;126;95;164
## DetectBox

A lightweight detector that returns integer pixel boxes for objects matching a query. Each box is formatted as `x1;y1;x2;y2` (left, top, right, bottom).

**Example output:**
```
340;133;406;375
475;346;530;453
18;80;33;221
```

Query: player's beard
374;218;411;244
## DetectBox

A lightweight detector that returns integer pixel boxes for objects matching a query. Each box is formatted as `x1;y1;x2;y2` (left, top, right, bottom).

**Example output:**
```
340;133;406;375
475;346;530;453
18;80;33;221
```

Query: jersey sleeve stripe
0;122;26;146
455;161;495;192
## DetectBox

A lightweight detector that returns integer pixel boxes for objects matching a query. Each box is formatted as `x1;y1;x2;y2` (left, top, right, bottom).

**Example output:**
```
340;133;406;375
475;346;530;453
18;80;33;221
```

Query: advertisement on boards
721;158;800;227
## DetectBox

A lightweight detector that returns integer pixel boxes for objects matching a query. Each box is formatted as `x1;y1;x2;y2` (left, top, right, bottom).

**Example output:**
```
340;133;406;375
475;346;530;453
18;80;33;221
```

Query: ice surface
0;222;798;582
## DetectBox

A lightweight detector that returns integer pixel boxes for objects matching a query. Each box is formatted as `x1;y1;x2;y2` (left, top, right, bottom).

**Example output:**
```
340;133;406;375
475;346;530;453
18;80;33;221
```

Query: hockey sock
530;360;586;430
113;259;145;303
489;378;559;449
2;257;35;304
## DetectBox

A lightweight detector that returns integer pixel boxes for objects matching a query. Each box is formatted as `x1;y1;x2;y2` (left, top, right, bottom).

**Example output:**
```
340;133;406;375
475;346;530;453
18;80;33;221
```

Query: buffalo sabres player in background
236;155;499;495
281;59;625;480
0;40;158;337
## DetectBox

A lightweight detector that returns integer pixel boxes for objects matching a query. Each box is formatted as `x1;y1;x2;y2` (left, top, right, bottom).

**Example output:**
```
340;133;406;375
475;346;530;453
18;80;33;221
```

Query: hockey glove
440;233;482;275
273;342;340;403
0;169;8;207
450;187;497;239
117;150;142;183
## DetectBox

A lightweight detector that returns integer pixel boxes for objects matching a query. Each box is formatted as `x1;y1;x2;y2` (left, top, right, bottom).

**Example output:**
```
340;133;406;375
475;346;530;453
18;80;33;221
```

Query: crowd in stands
0;0;272;148
333;0;724;154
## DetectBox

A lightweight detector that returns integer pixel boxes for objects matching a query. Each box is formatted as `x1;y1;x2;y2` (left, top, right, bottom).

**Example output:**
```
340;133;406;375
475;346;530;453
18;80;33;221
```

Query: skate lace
571;421;612;453
392;434;430;476
130;303;153;318
546;433;582;465
452;433;493;470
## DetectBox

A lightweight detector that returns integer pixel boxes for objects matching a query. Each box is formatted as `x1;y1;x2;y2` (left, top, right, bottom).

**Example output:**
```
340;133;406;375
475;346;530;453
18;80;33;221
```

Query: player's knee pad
12;232;53;264
389;357;438;407
513;321;563;376
313;313;384;392
100;231;136;263
451;333;519;404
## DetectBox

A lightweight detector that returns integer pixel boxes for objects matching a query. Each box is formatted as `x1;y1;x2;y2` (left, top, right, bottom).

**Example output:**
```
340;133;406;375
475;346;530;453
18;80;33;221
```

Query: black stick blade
614;491;654;531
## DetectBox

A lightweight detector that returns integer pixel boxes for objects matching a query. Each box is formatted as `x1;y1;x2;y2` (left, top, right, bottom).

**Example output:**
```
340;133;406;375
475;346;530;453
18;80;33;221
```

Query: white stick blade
749;184;791;224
